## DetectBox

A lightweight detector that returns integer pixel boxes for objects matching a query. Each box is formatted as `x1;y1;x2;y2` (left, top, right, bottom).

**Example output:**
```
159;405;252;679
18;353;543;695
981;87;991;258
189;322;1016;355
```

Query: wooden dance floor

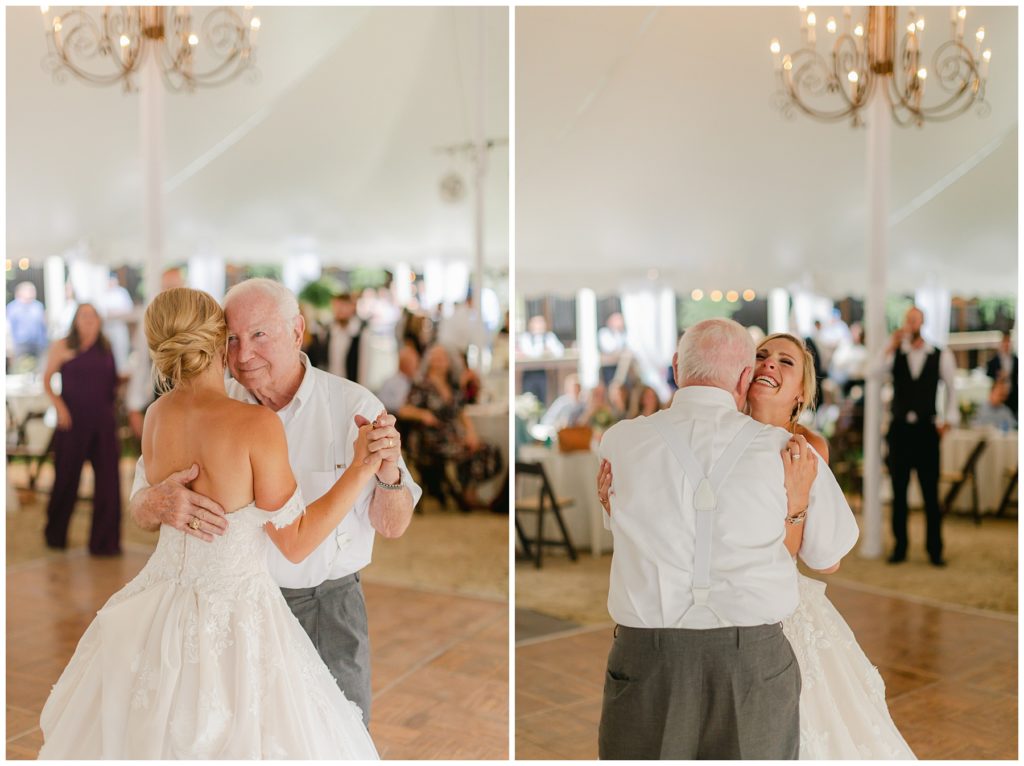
516;581;1017;760
6;549;508;760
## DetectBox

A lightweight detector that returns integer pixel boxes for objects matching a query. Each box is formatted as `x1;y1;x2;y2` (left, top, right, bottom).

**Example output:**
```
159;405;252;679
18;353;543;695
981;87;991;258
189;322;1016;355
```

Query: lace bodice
110;489;305;606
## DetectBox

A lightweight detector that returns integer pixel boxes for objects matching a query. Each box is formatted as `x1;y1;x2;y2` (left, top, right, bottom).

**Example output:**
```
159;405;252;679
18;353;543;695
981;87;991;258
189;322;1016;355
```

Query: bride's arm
250;408;383;563
782;434;816;557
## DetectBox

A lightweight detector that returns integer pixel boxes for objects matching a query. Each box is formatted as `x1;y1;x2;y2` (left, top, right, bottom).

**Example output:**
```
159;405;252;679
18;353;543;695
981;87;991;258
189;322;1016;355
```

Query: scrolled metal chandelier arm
40;6;260;94
889;37;987;126
770;6;992;128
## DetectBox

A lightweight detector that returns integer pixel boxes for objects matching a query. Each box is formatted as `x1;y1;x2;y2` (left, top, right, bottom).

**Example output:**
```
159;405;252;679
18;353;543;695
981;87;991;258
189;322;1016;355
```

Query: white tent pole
472;9;486;321
861;88;889;560
141;55;165;302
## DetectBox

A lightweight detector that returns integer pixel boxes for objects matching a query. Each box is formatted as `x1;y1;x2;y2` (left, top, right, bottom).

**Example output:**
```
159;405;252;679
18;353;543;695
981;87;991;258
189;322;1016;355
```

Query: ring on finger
188;516;201;530
792;452;801;460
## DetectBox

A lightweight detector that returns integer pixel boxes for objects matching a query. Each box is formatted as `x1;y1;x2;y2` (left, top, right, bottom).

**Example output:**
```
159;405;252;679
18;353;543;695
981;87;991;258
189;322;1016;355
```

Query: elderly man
596;318;857;760
128;278;420;723
881;305;959;567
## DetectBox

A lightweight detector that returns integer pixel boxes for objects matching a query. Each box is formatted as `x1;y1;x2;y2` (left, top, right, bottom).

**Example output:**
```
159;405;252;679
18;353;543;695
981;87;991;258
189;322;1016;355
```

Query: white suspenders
649;416;764;623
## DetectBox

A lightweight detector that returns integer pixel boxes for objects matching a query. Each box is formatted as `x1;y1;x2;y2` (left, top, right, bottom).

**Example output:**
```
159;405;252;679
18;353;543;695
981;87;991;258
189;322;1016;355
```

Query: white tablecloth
942;427;1017;513
885;427;1018;514
517;444;611;556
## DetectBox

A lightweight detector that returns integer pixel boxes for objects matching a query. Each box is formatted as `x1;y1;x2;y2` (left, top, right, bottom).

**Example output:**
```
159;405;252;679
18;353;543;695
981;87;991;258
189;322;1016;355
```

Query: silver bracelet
785;508;808;526
375;470;404;491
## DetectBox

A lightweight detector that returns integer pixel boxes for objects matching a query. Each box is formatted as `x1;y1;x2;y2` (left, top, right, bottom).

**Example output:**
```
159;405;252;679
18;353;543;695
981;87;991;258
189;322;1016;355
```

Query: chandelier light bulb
726;291;740;303
798;5;807;12
958;7;967;20
188;33;199;46
976;27;985;43
40;5;48;14
18;258;29;270
916;18;925;31
119;34;130;48
53;17;62;32
4;260;11;272
907;23;916;34
807;12;816;27
826;17;836;34
691;289;704;301
770;38;781;54
251;17;261;30
917;68;927;80
848;70;859;83
783;55;793;71
853;23;864;37
982;49;992;62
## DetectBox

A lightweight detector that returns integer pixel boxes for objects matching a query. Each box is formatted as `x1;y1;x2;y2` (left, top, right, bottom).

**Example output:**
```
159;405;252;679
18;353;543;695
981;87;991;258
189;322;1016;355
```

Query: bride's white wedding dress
783;573;915;760
39;489;379;759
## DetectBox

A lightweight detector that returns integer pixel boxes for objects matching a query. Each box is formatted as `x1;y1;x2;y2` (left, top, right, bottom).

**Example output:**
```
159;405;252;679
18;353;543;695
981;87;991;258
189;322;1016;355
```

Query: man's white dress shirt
131;354;422;589
327;318;362;382
599;387;858;629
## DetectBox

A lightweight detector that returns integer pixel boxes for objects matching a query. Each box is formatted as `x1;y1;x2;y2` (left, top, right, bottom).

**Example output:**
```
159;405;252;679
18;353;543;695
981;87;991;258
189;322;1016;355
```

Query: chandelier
770;6;992;127
40;6;261;92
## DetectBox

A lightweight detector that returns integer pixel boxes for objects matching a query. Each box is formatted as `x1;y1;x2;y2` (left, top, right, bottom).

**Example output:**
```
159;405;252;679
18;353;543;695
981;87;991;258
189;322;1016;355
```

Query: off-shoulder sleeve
262;487;306;529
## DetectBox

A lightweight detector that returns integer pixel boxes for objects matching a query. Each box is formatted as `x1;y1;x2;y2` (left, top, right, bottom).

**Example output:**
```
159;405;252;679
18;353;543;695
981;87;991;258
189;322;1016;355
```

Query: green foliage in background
678;298;740;329
244;265;282;282
298;275;345;309
886;296;915;331
977;298;1016;327
349;268;390;292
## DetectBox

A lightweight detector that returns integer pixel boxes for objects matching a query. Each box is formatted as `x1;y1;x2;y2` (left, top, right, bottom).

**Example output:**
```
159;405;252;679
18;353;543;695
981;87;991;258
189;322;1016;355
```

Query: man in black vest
882;306;960;567
326;291;364;383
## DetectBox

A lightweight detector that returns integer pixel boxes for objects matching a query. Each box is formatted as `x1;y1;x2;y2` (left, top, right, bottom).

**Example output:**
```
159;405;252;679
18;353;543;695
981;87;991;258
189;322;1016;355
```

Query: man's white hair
223;278;300;326
676;318;755;389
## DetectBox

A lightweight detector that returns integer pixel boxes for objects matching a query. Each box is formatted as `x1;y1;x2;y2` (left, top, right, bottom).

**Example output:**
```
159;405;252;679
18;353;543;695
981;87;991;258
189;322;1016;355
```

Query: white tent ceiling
516;6;1017;298
7;6;509;271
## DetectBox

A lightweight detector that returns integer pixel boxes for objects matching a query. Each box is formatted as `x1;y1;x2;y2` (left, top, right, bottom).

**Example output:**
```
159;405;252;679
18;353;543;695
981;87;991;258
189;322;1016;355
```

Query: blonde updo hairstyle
144;287;228;393
757;332;817;425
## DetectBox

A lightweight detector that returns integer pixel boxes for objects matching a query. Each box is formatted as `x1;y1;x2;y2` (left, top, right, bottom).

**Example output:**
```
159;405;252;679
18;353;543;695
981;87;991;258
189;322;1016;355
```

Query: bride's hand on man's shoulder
597;459;614;516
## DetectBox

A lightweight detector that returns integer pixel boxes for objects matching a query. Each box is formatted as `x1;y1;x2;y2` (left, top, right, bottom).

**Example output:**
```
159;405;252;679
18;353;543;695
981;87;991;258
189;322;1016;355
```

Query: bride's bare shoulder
795;424;830;463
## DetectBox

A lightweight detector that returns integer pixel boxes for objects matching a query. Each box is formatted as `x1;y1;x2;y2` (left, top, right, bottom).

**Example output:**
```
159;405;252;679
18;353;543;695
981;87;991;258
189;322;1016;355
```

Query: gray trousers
598;622;800;760
280;572;372;723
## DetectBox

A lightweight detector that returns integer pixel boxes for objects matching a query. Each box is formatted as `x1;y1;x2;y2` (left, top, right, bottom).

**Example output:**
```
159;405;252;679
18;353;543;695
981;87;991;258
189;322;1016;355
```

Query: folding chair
514;461;577;568
941;438;987;525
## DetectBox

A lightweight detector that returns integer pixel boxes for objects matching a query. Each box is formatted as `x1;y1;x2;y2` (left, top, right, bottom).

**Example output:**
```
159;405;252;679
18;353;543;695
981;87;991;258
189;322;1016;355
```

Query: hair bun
144;288;227;393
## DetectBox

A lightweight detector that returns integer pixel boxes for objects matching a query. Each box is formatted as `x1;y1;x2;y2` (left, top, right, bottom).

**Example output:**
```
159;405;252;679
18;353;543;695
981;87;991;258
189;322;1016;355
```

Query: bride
39;287;380;759
598;332;914;760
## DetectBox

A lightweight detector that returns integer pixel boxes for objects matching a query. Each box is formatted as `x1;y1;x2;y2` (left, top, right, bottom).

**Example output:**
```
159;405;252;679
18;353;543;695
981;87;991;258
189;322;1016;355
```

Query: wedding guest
324;292;365;384
7;281;48;366
402;345;499;510
584;383;617;431
627;384;662;419
376;343;420;414
986;330;1017;418
97;272;135;372
972;378;1017;431
880;306;959;567
540;374;586;429
608;381;630;420
518;315;564;358
519;314;564;403
830;321;868;397
598;312;627;355
42;304;122;556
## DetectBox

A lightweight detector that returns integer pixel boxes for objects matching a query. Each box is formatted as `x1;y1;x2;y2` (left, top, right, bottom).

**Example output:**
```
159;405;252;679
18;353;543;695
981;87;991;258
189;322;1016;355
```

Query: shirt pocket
304;469;354;554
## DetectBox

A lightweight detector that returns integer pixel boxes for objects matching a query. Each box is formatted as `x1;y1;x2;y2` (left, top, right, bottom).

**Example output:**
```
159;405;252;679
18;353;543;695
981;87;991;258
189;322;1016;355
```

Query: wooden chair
515;461;577;568
941;438;987;525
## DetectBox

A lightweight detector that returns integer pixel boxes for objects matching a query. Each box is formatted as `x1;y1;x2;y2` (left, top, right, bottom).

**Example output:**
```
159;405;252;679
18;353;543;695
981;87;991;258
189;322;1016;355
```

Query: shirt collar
670;385;738;411
273;353;316;418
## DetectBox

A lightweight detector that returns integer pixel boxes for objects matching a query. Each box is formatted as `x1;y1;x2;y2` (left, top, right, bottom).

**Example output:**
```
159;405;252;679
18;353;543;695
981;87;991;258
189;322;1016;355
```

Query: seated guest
377;342;420;413
627;384;662;419
518;315;564;358
541;374;586;429
973;378;1017;431
608;380;630;421
987;331;1018;418
584;383;618;430
401;345;500;510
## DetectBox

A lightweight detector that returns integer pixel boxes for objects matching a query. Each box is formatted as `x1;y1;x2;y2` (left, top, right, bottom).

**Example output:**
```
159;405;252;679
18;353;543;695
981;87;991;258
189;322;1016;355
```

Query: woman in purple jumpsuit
42;303;122;555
